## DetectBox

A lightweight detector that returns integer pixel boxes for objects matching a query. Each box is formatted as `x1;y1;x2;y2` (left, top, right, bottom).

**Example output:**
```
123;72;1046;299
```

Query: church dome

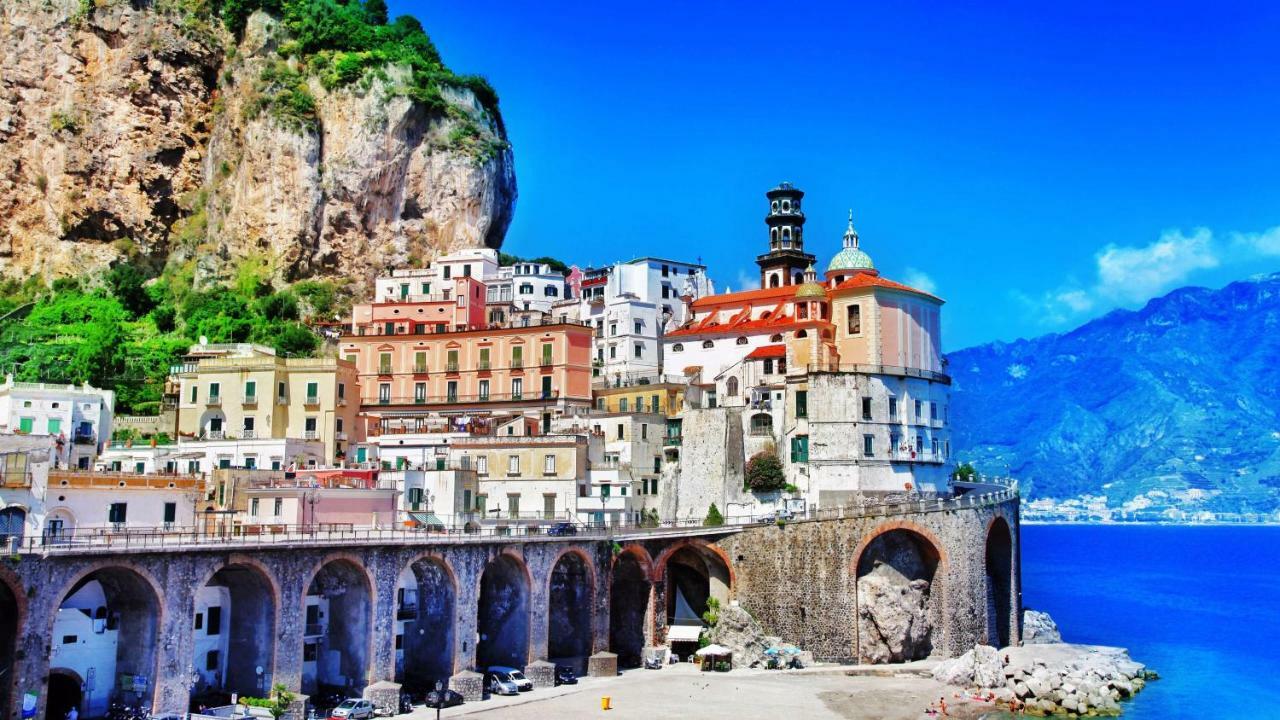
827;210;875;273
794;264;827;299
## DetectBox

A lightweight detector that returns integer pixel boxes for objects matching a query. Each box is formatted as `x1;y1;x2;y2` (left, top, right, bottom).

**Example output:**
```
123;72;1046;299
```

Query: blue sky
388;1;1280;349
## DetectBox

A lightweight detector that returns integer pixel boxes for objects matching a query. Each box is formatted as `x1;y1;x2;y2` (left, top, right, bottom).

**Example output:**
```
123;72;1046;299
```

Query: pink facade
351;276;487;336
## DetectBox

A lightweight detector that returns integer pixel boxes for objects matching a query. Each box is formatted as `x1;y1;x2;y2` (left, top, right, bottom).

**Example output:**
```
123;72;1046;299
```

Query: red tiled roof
689;285;799;309
832;273;942;303
745;344;787;359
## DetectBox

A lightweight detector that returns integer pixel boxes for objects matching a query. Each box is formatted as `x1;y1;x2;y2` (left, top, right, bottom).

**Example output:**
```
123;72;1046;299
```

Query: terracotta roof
831;273;942;303
745;344;787;359
689;285;799;309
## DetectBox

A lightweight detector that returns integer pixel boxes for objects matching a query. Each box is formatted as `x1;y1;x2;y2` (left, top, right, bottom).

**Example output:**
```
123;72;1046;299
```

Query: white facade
0;434;55;543
495;261;568;314
192;585;232;692
0;376;114;469
50;582;117;717
175;437;325;475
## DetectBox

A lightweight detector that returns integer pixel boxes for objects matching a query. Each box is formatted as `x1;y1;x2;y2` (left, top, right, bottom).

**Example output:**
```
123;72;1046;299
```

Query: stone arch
852;522;948;664
400;552;458;692
46;668;84;720
985;516;1015;648
655;541;733;630
477;552;531;670
49;563;164;717
192;558;280;703
609;546;653;668
43;507;77;541
547;548;595;673
302;556;375;696
0;566;24;720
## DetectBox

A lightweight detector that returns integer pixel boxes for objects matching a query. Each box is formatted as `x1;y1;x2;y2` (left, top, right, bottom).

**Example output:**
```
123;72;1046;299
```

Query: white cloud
1094;228;1219;303
902;267;938;295
1026;223;1278;326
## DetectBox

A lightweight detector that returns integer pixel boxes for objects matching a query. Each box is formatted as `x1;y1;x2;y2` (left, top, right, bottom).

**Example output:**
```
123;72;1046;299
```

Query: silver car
329;699;374;720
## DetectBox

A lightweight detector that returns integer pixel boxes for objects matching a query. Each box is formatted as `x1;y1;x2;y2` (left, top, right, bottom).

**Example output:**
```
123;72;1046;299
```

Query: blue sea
1022;525;1280;719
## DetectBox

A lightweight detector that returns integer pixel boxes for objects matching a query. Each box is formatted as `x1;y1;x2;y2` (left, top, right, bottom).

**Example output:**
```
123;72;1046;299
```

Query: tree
703;503;724;527
105;263;155;318
745;450;785;492
363;0;388;24
951;462;978;483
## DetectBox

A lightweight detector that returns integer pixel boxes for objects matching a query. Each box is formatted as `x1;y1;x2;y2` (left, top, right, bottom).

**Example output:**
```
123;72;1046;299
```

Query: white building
574;258;711;380
0;376;114;469
0;434;55;546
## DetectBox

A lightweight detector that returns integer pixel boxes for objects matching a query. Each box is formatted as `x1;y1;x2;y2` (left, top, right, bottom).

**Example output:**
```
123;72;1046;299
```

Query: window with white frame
543;454;556;474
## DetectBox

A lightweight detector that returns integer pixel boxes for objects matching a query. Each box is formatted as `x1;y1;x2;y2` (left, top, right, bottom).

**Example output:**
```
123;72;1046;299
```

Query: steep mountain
0;0;515;286
948;273;1280;516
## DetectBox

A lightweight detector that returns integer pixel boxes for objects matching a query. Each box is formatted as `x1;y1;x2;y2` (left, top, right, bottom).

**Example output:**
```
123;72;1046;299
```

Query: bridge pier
272;564;310;699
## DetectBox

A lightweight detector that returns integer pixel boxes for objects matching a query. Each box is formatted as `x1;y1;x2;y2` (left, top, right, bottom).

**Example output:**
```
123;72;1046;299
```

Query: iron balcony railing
806;362;951;385
371;391;561;406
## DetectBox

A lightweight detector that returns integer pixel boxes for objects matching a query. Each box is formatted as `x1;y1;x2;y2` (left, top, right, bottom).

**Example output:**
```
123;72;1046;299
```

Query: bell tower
757;182;817;289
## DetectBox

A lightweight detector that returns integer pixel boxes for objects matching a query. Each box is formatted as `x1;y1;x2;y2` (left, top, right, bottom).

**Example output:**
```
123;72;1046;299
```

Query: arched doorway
855;528;942;663
303;560;372;697
0;577;18;718
477;554;529;670
609;550;651;668
51;567;161;716
191;563;277;708
0;507;26;543
547;552;593;674
399;556;456;693
986;518;1014;648
46;670;83;720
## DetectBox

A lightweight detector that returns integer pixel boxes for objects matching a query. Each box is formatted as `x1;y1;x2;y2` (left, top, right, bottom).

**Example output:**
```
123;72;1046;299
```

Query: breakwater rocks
933;643;1158;717
1023;608;1063;644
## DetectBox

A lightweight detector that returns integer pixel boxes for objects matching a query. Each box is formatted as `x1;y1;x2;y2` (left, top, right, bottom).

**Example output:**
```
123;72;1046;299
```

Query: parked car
554;666;578;686
487;666;533;695
547;521;578;536
755;509;794;523
329;699;375;720
424;689;465;708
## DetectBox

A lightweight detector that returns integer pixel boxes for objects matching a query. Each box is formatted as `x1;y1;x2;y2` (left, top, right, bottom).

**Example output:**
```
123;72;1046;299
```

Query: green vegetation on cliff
0;262;344;416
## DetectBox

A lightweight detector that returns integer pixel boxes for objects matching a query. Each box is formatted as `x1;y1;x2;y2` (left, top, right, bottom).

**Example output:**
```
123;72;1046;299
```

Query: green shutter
47;418;62;435
18;417;33;433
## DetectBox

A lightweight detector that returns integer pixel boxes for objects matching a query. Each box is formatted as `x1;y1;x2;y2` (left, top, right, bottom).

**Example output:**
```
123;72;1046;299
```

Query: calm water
1021;525;1280;718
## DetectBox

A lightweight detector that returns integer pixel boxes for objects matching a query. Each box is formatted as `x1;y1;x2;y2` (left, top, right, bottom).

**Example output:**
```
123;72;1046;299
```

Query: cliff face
0;1;515;284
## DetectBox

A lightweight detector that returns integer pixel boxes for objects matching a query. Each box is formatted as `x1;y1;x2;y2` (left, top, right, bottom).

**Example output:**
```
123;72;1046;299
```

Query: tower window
771;200;779;213
781;200;790;212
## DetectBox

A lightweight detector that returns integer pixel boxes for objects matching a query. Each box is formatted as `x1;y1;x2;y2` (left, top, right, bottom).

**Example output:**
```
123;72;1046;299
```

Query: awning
746;344;787;360
408;512;445;527
667;625;702;643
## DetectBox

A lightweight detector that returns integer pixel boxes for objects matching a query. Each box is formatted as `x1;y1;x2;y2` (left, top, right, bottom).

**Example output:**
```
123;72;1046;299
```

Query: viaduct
0;488;1019;719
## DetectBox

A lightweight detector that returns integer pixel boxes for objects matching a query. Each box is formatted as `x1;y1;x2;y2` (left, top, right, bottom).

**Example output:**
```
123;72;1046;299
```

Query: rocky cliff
949;272;1280;515
0;0;515;285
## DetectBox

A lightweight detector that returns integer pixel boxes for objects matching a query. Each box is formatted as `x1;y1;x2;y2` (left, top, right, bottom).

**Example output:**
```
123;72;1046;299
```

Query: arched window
702;340;714;349
736;337;748;345
797;303;808;320
672;343;684;352
781;200;791;212
726;377;739;396
770;334;783;342
769;275;780;288
771;200;779;213
750;413;772;435
782;227;791;240
796;329;808;338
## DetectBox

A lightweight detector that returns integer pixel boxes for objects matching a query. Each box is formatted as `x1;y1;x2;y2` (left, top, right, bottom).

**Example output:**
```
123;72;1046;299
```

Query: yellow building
592;375;685;417
448;427;587;523
172;344;361;463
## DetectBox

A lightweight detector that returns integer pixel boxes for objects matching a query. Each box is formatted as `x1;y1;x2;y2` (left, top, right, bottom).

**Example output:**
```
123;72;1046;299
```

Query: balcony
378;365;393;376
396;604;418;621
304;623;326;638
364;391;560;407
337;396;347;406
335;431;347;440
206;395;222;406
807;362;952;385
510;358;524;369
243;394;258;406
73;433;96;446
303;430;319;440
275;395;288;405
207;430;225;440
242;429;256;440
304;395;320;406
446;362;459;372
663;435;682;447
478;360;491;371
539;357;553;367
413;364;428;374
1;471;32;489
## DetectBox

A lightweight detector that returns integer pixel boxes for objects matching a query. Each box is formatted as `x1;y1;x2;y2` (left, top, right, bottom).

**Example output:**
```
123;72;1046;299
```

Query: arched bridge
0;488;1019;719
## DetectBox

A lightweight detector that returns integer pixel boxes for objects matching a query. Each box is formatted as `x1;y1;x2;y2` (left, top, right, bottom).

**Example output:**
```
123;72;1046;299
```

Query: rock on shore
1024;608;1064;644
933;643;1158;717
708;604;813;669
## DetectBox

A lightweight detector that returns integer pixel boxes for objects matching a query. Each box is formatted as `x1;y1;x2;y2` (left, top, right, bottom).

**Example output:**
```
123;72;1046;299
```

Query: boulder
932;645;1004;689
857;569;933;663
1023;609;1063;644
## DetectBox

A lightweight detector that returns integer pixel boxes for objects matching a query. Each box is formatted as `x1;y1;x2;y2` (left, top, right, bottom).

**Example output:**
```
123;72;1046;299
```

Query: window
609;322;618;336
108;503;127;524
596;398;608;411
399;283;409;299
544;285;558;297
384;321;395;335
251;498;260;516
609;345;617;359
206;650;220;671
163;502;176;524
726;377;739;397
932;438;940;456
379;352;392;374
478;379;490;401
378;383;391;403
47;418;61;435
888;397;898;420
188;384;199;404
243;380;257;400
863;434;875;457
736;336;749;345
915;399;923;420
507;495;520;517
305;381;318;401
891;431;901;456
303;643;317;662
207;606;222;635
447;349;459;371
672;343;683;352
508;455;520;475
305;417;317;433
463;264;472;277
277;381;287;400
541;343;553;365
414;382;427;403
511;377;523;399
414;351;427;373
447;381;458;402
413;323;426;334
544;454;556;474
652;394;660;411
479;347;491;369
541;376;552;399
619;398;628;412
477;455;488;475
763;358;774;374
511;346;523;367
519;283;534;294
17;417;33;434
634;343;644;359
770;334;783;342
443;265;451;279
916;435;924;454
862;397;873;421
641;424;648;440
702;340;714;349
194;613;203;631
847;304;862;334
797;303;808;320
272;498;283;517
617;423;625;440
790;435;809;463
208;382;220;401
930;401;939;421
750;413;771;434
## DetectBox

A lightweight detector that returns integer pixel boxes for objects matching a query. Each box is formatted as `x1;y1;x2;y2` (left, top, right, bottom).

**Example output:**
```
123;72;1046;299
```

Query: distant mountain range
948;272;1280;518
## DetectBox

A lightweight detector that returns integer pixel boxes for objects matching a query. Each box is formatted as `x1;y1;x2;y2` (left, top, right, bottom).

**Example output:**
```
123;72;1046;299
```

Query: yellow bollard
601;696;612;710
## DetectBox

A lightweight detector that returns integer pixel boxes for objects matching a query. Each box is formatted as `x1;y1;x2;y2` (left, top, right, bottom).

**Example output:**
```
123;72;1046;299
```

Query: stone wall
716;496;1021;663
